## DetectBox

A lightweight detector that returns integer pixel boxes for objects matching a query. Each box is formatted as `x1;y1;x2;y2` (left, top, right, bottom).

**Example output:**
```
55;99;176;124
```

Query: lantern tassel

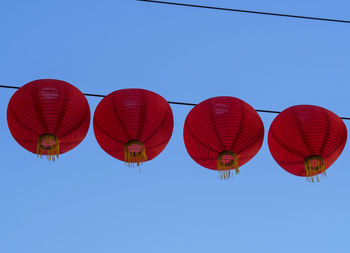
36;134;60;161
304;155;326;183
217;151;239;180
124;140;147;170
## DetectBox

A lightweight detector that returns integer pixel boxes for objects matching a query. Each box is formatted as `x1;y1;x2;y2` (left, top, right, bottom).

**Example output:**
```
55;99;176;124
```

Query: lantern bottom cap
304;155;326;183
37;134;59;161
124;140;147;169
217;150;239;180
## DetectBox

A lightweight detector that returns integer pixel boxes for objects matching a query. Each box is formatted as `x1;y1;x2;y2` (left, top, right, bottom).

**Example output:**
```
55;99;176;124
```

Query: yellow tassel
36;134;59;161
124;140;147;170
217;151;239;180
304;155;326;183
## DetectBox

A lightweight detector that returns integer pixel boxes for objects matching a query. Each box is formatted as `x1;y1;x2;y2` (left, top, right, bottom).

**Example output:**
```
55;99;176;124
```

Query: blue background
0;0;349;252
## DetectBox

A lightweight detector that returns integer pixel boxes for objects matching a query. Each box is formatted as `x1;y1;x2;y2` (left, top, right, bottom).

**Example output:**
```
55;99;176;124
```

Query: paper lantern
93;88;174;167
268;105;347;182
7;79;90;160
183;96;264;179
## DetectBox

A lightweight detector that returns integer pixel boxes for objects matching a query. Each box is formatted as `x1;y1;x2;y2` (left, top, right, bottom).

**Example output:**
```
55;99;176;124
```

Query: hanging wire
136;0;350;24
1;85;350;120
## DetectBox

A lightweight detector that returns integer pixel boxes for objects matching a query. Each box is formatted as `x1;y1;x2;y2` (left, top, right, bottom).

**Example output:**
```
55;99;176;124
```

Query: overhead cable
136;0;350;24
1;84;349;120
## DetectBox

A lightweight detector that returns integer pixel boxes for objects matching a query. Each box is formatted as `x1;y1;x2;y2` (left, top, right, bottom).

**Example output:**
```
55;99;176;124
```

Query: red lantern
93;88;174;167
7;79;91;160
268;105;347;182
183;97;264;179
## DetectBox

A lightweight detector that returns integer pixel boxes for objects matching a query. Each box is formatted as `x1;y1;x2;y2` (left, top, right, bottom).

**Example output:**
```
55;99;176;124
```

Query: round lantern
7;79;91;160
93;88;174;167
183;96;264;179
268;105;347;182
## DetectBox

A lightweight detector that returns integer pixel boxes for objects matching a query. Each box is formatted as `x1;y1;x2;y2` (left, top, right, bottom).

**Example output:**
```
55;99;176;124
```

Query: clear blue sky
1;0;350;252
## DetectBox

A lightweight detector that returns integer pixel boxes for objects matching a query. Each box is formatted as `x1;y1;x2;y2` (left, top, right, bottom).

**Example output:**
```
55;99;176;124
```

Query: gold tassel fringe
217;151;239;180
304;155;326;183
36;134;59;161
124;140;147;170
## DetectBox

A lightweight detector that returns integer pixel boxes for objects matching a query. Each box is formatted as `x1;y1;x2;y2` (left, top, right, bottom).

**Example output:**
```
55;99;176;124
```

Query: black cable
1;84;349;120
0;85;107;98
167;101;197;106
136;0;350;24
0;85;20;89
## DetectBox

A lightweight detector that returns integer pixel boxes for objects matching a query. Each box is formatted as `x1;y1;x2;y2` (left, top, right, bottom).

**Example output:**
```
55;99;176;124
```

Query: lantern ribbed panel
268;105;347;177
93;88;174;162
183;97;264;170
7;79;91;154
